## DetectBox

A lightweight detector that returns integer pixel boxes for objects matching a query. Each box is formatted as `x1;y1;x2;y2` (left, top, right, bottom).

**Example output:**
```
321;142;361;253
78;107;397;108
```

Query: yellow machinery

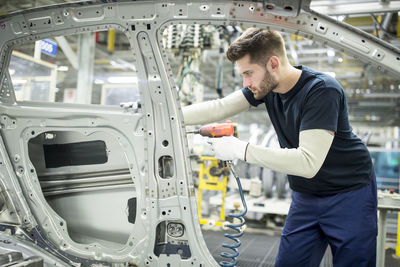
198;156;229;226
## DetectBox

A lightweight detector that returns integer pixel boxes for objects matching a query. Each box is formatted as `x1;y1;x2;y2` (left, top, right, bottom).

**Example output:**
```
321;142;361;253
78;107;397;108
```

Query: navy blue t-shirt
242;66;373;195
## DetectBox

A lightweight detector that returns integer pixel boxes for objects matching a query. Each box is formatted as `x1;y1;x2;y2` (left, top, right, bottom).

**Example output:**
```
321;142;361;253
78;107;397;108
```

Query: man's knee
275;254;298;267
275;236;327;267
332;245;376;267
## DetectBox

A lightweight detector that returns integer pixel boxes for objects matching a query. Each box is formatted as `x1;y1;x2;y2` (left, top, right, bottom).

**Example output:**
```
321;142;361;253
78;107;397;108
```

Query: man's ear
269;56;280;72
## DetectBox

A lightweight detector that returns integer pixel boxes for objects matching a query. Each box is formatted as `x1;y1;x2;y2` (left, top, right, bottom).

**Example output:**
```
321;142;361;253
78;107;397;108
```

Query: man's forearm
246;129;334;178
182;90;250;125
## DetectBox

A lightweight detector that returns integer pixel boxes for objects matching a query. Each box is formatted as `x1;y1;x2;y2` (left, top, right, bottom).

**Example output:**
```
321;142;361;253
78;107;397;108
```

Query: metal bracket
0;72;16;104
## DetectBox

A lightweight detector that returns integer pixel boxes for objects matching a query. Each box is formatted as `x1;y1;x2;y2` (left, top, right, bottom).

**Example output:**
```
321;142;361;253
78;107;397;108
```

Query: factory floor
202;226;400;267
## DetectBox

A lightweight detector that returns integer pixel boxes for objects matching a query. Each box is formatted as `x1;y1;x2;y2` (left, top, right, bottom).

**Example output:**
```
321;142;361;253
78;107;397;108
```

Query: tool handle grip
199;123;234;137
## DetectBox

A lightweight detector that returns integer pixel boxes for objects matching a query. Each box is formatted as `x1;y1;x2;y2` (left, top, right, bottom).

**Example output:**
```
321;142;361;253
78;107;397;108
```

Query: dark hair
226;28;286;66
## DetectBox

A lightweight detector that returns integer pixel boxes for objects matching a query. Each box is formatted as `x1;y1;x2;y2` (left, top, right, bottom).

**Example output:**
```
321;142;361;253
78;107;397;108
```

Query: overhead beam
311;1;400;15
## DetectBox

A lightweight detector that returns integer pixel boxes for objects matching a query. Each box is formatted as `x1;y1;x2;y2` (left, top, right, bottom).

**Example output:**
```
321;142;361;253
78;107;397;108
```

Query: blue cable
219;161;247;267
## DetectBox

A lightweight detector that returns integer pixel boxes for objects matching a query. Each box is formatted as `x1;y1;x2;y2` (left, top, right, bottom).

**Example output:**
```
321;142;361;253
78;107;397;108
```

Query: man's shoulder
303;66;343;91
297;68;343;102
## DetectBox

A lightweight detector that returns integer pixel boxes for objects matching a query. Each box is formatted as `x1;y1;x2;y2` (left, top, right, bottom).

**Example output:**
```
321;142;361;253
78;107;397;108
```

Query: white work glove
207;136;249;161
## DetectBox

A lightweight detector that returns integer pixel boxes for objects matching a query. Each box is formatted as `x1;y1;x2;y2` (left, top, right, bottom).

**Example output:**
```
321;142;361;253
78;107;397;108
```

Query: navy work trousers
275;176;377;267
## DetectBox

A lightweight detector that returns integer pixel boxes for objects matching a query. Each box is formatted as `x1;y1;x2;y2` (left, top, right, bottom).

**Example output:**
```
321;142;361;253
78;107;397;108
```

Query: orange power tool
187;121;234;137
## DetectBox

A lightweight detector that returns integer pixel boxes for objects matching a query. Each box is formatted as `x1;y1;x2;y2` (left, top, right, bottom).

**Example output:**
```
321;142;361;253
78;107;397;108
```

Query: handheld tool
186;121;234;137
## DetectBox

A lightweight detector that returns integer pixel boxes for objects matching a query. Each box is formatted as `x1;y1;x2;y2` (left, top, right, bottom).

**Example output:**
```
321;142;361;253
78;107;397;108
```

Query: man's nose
243;78;251;88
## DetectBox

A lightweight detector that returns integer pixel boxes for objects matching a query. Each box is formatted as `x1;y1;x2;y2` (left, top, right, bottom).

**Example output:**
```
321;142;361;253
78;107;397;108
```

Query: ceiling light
94;79;105;84
370;115;379;121
57;66;69;71
107;76;138;84
9;69;15;75
12;79;27;84
337;57;343;63
327;49;335;57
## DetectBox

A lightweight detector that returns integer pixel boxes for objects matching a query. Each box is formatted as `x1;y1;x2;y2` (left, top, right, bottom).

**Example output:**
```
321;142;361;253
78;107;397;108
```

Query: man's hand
207;136;249;161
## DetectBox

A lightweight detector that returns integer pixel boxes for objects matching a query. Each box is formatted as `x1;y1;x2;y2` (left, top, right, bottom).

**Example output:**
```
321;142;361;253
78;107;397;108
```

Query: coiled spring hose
219;161;247;267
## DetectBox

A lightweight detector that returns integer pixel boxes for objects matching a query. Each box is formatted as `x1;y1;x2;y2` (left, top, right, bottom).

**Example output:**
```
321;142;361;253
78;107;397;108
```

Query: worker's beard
251;69;278;100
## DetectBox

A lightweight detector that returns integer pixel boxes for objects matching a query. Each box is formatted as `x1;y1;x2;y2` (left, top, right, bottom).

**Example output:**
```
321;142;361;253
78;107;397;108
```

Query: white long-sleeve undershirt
182;90;250;125
246;129;334;178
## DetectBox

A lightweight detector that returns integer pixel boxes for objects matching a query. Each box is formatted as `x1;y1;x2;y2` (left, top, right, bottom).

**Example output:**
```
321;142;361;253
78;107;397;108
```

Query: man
183;28;377;267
